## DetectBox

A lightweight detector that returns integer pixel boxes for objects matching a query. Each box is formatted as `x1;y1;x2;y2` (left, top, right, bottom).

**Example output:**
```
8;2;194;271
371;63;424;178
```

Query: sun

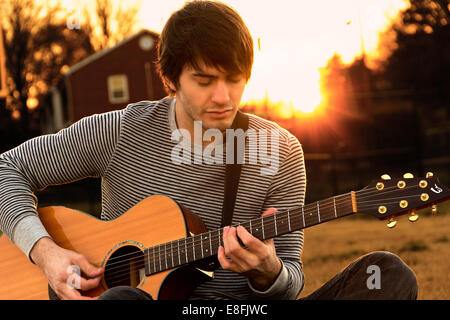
234;0;409;115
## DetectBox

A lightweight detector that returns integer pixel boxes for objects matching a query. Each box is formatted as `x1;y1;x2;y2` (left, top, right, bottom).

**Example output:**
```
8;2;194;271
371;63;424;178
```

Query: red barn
45;29;167;133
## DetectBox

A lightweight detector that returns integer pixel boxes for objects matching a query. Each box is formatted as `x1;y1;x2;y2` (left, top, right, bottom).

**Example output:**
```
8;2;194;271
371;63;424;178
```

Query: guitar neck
144;192;357;275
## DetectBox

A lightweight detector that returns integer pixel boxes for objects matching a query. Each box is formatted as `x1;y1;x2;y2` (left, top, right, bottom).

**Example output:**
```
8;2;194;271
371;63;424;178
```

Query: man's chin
202;113;237;132
202;119;233;132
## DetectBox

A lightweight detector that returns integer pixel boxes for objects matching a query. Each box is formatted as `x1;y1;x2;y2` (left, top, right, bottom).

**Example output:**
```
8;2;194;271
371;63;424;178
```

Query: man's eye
198;81;211;87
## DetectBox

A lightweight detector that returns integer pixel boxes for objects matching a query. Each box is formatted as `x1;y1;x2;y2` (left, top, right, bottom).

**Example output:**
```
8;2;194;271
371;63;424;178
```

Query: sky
60;0;410;113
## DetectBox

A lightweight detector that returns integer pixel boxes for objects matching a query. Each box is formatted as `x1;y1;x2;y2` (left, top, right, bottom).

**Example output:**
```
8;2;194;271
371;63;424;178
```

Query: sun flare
55;0;409;115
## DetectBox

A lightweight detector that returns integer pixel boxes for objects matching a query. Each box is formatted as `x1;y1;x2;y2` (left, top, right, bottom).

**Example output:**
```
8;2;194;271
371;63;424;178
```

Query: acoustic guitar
0;173;448;299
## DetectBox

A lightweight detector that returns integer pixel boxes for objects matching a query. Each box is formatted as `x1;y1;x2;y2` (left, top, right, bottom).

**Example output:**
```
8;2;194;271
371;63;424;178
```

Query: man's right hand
30;237;104;300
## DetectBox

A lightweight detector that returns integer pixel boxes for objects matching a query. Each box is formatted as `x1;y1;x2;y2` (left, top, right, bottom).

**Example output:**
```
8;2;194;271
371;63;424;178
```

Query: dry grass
297;201;450;300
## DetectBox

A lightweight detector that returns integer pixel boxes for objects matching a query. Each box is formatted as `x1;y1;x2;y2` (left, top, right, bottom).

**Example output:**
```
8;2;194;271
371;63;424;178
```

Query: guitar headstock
355;172;450;227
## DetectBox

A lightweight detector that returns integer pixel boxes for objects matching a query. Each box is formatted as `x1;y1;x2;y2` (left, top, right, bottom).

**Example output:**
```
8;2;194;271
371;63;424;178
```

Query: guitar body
0;195;211;300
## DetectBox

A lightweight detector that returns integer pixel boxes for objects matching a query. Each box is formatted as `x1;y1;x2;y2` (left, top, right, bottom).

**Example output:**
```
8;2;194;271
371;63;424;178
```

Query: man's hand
217;208;282;291
30;237;104;300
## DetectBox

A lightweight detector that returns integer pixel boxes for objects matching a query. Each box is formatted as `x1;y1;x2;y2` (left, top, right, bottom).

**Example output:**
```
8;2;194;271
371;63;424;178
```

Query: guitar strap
221;110;249;228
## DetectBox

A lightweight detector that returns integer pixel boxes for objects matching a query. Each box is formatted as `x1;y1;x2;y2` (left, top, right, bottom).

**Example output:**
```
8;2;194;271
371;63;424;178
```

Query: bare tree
1;0;94;137
82;0;142;51
1;0;141;139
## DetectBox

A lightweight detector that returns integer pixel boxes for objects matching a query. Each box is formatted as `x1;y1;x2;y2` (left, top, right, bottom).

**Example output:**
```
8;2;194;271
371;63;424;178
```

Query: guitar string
95;180;435;279
96;183;426;273
99;195;423;286
93;178;435;280
350;182;426;200
96;192;354;269
99;199;431;286
95;198;353;276
98;191;427;279
103;182;422;267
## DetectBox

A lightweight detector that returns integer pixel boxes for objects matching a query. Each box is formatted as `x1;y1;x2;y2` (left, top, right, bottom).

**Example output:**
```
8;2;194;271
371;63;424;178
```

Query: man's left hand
217;208;282;291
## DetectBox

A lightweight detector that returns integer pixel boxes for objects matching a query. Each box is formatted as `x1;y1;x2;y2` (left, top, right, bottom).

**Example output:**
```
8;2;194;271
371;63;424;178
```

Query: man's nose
211;81;231;106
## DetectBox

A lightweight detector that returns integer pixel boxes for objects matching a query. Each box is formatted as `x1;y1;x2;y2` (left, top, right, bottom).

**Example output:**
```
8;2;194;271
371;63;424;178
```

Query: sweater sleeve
0;109;123;259
248;131;307;299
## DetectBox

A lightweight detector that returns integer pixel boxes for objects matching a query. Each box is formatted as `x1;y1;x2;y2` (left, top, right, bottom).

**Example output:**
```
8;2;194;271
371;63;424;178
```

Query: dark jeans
300;251;418;300
97;251;418;300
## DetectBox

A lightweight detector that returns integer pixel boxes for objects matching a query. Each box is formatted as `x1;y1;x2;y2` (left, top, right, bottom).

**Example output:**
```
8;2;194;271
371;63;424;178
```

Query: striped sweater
0;97;306;300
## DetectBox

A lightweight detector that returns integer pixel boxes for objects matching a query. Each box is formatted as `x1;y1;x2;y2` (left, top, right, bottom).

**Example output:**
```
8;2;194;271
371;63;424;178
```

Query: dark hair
157;0;254;95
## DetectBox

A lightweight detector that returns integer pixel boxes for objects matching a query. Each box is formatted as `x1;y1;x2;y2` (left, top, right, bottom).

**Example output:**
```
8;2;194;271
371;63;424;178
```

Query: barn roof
65;29;159;76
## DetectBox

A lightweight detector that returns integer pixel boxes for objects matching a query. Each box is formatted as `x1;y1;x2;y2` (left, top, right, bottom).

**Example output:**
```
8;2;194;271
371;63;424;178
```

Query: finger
64;265;101;293
74;254;104;278
217;246;234;271
262;207;278;216
57;283;97;300
224;227;258;267
223;227;244;255
236;225;264;252
64;289;98;300
236;226;275;268
78;274;102;291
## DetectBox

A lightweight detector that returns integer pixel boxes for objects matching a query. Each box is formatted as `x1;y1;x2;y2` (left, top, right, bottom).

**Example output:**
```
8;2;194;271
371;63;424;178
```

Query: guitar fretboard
144;192;355;275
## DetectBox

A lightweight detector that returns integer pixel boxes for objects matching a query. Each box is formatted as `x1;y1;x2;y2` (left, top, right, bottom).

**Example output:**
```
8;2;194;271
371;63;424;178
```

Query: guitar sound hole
103;245;145;289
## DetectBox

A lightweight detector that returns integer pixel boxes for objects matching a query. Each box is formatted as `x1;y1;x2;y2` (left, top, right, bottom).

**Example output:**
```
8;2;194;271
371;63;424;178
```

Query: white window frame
107;74;129;104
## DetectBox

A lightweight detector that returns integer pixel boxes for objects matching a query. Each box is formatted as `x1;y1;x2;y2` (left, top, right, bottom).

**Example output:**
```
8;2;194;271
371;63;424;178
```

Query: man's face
170;62;247;133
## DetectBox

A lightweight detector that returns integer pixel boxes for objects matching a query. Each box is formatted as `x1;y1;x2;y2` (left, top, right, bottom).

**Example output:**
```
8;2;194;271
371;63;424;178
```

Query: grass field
297;201;450;300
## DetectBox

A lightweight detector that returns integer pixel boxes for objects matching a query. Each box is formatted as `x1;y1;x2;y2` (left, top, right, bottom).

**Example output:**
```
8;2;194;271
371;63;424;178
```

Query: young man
0;0;304;300
0;1;416;300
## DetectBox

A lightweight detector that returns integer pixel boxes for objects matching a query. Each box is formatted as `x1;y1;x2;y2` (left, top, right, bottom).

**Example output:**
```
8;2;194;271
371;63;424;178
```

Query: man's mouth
206;109;233;119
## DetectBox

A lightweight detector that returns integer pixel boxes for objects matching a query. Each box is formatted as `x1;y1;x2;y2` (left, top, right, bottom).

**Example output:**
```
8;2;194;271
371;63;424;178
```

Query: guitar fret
334;197;337;218
200;235;204;258
209;231;212;256
218;229;221;250
153;247;156;273
287;209;291;231
274;214;278;236
177;239;181;266
165;243;168;269
201;234;207;256
280;210;290;235
185;238;188;263
171;242;174;267
192;236;196;261
146;248;152;273
317;201;321;223
262;217;265;239
302;206;305;227
159;245;162;272
252;218;262;239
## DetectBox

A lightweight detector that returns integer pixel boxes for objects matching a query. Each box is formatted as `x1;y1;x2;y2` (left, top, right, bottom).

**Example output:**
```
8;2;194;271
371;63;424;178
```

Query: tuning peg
408;211;419;222
381;174;391;180
426;172;434;178
431;205;437;216
387;217;397;228
403;173;414;179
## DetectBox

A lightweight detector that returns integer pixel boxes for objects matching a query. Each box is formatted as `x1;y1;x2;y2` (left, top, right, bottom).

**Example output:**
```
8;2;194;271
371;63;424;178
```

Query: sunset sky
60;0;410;113
137;0;409;113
